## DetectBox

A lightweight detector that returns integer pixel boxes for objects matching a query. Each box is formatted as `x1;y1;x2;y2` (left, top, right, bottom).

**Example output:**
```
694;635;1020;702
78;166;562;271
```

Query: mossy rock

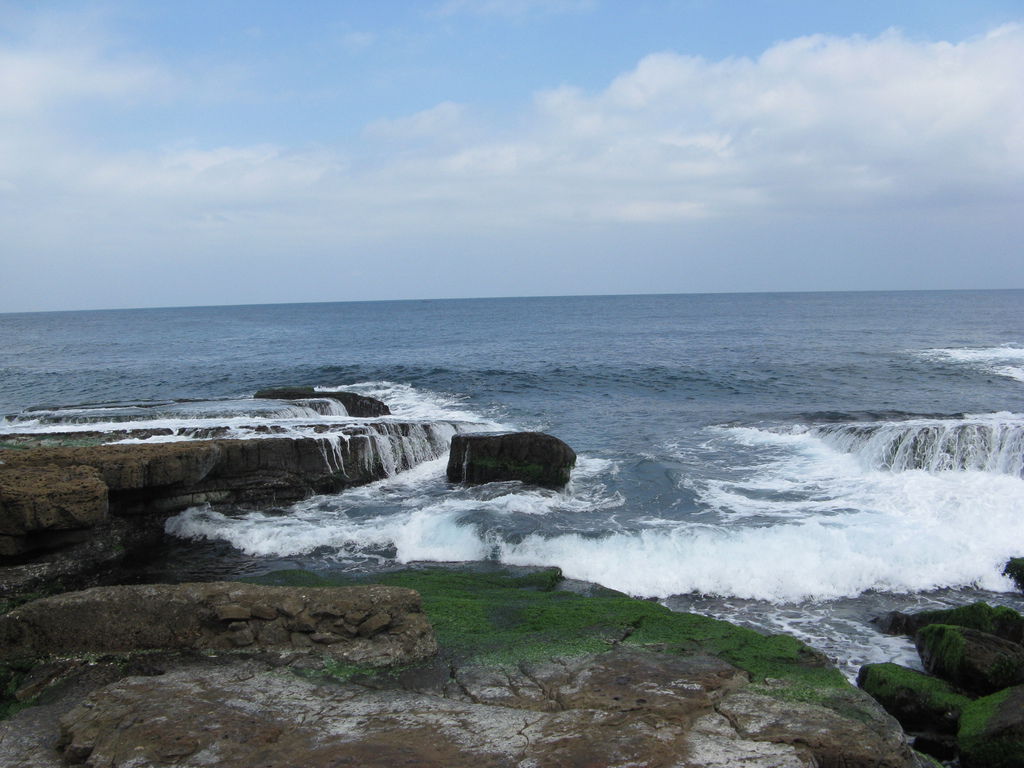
958;685;1024;768
0;660;36;720
917;624;1024;696
915;602;1024;644
244;567;850;707
1005;559;1024;593
857;662;970;734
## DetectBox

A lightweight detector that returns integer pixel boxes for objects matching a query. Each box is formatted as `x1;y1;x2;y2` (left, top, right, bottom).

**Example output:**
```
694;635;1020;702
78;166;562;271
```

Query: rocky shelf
0;568;934;768
0;420;460;597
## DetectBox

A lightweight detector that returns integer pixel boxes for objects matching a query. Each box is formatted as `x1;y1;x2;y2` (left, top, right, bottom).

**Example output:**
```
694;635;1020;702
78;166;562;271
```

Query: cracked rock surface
1;645;924;768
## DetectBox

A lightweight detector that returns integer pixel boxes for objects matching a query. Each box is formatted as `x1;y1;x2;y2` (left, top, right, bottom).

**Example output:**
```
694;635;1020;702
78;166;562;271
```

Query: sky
1;1;1022;312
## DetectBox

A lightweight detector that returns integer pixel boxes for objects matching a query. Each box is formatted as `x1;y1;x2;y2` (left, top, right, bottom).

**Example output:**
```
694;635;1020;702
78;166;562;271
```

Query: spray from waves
922;345;1024;383
496;422;1024;601
0;382;506;444
317;381;506;426
165;455;623;560
808;413;1024;476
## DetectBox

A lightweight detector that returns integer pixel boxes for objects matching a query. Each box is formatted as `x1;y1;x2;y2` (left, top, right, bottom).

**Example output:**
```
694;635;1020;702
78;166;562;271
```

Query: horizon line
3;286;1022;317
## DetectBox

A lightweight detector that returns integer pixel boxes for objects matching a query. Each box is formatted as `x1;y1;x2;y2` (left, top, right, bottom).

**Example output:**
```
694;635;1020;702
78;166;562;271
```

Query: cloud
1;21;1022;309
0;45;161;115
364;101;469;141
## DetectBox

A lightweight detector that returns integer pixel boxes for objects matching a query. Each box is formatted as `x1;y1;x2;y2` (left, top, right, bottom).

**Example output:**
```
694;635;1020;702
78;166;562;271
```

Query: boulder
253;386;390;417
446;432;576;489
858;662;969;759
0;582;436;667
957;685;1024;768
916;624;1024;696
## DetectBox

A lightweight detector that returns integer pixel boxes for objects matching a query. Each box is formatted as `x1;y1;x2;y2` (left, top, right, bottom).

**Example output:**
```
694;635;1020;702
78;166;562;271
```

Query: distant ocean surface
3;290;1024;677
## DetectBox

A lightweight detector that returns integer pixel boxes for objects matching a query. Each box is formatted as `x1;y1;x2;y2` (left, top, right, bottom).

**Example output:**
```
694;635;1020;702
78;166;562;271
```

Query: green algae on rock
916;624;1024;696
247;568;849;698
857;662;970;734
958;685;1024;768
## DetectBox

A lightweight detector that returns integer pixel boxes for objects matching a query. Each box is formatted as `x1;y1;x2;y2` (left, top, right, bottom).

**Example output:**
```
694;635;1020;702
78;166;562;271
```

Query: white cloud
364;101;469;140
0;46;161;114
1;22;1023;309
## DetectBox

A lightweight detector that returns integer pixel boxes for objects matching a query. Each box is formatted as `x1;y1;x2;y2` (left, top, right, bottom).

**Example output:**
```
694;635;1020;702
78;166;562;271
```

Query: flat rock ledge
1;646;927;768
0;582;436;666
0;421;458;596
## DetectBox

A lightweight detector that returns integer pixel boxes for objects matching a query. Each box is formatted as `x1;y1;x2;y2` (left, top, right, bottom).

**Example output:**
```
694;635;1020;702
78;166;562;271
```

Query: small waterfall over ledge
810;416;1024;476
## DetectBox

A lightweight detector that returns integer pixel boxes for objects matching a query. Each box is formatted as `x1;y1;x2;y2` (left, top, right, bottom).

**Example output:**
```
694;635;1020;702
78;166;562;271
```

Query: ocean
2;290;1023;678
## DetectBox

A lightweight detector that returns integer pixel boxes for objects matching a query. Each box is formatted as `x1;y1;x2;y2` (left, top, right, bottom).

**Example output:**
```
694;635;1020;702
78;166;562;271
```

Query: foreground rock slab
0;582;436;666
44;653;902;768
447;432;576;489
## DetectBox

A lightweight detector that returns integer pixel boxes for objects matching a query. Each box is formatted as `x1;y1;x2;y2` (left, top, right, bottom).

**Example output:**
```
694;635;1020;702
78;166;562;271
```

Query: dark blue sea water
3;290;1024;675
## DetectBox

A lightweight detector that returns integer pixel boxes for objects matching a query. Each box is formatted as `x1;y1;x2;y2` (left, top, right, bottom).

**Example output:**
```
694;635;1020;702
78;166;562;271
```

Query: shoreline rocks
447;431;576;489
0;420;461;597
0;567;929;768
861;601;1024;767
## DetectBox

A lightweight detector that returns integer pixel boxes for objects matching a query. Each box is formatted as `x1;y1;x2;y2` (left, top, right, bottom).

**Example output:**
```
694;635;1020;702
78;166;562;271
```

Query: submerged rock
446;431;576;489
253;386;391;417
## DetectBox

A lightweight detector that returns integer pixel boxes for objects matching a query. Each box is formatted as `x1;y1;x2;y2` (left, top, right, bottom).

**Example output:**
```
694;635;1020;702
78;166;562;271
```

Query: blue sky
1;1;1023;311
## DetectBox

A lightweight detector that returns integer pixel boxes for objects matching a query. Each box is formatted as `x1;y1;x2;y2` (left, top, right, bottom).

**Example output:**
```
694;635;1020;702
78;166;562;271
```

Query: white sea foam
166;452;624;558
317;381;506;427
166;413;1024;603
923;345;1024;383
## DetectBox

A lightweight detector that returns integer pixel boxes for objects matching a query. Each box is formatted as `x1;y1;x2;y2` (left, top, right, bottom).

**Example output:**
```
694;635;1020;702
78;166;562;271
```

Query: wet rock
446;431;576;489
253;386;391;417
0;582;436;667
1;424;456;585
916;624;1024;696
1005;558;1024;592
875;602;1024;645
857;662;969;760
858;662;969;734
957;684;1024;768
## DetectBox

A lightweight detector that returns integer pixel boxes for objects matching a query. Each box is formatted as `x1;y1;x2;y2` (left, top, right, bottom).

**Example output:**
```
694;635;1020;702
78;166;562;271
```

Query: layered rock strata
0;582;436;667
0;421;459;594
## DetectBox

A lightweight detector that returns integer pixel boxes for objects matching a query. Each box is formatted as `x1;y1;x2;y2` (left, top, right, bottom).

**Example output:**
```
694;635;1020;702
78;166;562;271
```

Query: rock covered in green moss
1005;559;1024;592
446;432;576;488
876;601;1024;644
958;685;1024;768
857;662;970;734
916;624;1024;695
